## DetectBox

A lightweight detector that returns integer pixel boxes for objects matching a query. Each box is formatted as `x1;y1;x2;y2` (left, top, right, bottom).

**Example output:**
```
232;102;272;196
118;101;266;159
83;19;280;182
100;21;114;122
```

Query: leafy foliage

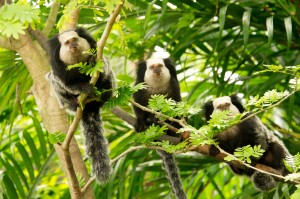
1;0;300;198
76;173;86;188
134;124;167;144
291;185;300;199
207;110;243;133
188;125;216;146
148;95;199;119
66;49;104;77
104;81;147;109
151;140;187;153
246;89;290;110
285;152;300;173
224;145;265;164
0;2;40;39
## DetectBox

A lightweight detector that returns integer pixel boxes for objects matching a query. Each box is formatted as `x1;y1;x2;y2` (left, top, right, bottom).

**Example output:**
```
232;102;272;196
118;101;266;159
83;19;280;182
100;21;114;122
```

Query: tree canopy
0;0;300;198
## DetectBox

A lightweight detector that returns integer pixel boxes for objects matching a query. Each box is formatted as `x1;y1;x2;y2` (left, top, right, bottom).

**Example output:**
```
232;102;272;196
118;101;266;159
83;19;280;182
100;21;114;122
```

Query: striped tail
82;109;111;182
157;150;187;199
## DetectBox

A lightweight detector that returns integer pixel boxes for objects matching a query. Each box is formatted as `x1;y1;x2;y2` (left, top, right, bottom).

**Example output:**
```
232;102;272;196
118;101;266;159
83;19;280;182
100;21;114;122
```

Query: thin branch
81;145;164;193
130;100;186;127
42;0;61;37
62;107;83;149
111;106;136;126
28;28;49;52
61;146;83;198
81;176;96;194
61;1;125;197
240;86;299;124
192;145;299;184
111;91;300;186
0;37;13;50
214;145;287;181
96;1;124;61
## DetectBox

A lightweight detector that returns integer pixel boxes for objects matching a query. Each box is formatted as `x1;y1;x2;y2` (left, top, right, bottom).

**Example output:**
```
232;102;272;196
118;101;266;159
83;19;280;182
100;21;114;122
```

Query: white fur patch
212;96;240;115
58;31;79;44
58;31;91;65
144;58;171;94
146;57;165;67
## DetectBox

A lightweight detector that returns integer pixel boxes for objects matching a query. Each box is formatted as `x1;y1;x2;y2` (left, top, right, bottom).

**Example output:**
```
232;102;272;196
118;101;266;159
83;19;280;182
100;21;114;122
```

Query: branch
110;94;300;186
11;31;94;199
60;1;80;32
96;1;124;61
62;1;125;197
111;106;136;126
81;145;166;193
28;28;49;52
61;0;125;156
0;37;13;50
130;100;186;127
192;145;300;184
42;0;61;37
240;86;299;124
110;106;183;144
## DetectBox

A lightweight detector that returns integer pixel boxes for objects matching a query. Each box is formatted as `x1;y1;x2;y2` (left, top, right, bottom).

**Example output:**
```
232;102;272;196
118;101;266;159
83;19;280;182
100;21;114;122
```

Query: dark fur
48;28;113;182
133;58;186;199
133;58;182;135
204;94;291;191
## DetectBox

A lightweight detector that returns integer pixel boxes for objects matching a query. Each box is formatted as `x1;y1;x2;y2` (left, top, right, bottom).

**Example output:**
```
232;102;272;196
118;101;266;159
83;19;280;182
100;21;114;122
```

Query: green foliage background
1;0;300;198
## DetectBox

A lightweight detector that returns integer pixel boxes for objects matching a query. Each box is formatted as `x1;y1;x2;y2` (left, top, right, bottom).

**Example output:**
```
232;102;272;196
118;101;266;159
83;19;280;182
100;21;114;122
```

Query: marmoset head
58;30;91;65
212;96;240;114
204;94;245;120
144;57;171;88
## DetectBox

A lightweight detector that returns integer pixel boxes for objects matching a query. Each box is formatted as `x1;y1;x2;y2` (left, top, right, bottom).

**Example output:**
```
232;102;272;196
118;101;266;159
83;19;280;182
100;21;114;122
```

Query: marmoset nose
153;68;161;74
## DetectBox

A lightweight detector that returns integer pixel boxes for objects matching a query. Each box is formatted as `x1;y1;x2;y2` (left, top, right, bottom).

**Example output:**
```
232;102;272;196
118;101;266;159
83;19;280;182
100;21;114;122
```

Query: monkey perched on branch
47;27;114;183
204;94;292;191
133;57;186;199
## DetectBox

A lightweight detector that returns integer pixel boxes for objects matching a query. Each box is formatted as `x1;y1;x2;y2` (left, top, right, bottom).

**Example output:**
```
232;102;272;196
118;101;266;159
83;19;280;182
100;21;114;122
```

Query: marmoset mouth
69;47;78;53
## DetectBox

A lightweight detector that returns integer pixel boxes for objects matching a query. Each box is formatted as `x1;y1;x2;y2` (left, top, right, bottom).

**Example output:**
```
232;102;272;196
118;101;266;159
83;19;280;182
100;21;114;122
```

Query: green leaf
2;152;29;190
148;95;198;118
266;16;273;45
151;140;187;153
284;16;292;50
0;3;40;24
0;19;26;39
219;6;228;38
30;115;47;159
104;81;147;109
15;142;35;182
291;185;300;199
134;125;167;144
242;9;251;47
23;131;41;168
233;145;265;163
76;173;86;188
0;154;26;198
48;132;66;144
3;174;19;199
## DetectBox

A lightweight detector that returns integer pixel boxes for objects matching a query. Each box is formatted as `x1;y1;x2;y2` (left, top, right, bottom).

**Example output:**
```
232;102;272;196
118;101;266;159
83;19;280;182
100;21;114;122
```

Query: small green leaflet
134;125;167;144
225;145;265;163
76;173;86;188
151;140;188;153
48;132;66;144
104;82;147;109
